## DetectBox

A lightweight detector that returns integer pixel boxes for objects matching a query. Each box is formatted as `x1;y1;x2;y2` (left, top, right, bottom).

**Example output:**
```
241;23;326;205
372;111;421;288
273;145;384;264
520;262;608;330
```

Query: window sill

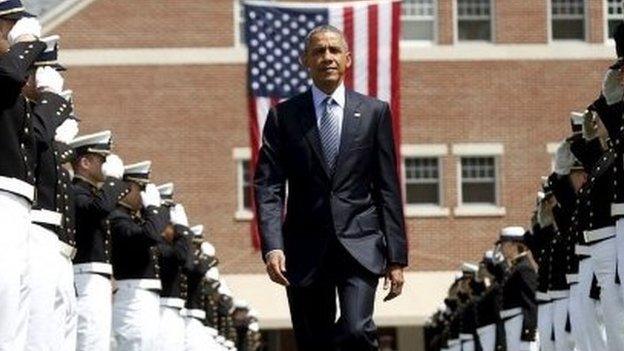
405;205;450;218
453;205;506;217
400;40;436;47
234;209;254;222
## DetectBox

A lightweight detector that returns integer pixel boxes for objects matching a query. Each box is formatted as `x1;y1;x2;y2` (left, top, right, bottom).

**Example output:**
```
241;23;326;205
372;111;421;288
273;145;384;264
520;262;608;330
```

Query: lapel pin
354;112;361;118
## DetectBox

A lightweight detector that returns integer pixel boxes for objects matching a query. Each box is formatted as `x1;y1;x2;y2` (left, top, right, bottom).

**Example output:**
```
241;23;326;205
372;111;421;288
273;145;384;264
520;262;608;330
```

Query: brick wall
494;0;548;44
55;0;236;48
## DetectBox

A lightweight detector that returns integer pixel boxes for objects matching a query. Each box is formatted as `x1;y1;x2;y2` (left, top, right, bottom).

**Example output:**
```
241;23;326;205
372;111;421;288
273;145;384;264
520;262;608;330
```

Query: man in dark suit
254;25;408;351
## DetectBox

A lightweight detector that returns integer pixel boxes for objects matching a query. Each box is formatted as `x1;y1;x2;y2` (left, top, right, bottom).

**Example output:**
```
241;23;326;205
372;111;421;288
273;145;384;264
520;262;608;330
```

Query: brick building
30;0;623;349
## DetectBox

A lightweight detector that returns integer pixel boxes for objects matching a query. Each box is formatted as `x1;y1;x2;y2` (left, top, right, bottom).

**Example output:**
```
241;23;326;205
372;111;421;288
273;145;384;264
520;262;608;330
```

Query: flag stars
246;7;323;96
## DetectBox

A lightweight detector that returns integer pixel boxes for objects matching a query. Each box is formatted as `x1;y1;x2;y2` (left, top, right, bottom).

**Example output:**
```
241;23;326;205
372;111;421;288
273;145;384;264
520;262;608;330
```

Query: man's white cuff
265;249;284;261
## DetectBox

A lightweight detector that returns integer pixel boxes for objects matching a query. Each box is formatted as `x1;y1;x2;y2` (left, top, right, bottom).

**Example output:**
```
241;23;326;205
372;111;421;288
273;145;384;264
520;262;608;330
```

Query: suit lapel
298;91;331;179
333;90;363;183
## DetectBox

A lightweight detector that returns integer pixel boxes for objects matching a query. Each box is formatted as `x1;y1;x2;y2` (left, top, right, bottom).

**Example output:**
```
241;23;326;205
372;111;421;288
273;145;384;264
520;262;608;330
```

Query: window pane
552;0;585;16
552;19;585;40
406;183;439;204
462;182;496;204
404;157;440;205
402;0;435;17
461;157;494;179
458;20;491;41
457;0;491;18
405;157;439;180
609;20;623;39
402;20;435;40
460;156;497;204
608;0;623;16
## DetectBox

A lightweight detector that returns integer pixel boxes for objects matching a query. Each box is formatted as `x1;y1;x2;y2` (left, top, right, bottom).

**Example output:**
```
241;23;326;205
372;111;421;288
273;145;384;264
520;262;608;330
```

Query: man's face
22;73;38;100
121;182;143;212
302;31;351;93
76;154;106;183
500;241;517;261
569;170;588;193
0;18;16;52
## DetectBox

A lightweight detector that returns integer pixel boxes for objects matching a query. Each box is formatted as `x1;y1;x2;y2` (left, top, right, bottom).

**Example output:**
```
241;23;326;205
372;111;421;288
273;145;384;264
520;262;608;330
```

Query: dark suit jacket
254;88;407;286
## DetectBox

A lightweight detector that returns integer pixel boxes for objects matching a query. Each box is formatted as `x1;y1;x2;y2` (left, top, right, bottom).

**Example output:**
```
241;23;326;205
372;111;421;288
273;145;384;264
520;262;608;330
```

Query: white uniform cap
190;224;204;237
69;130;112;155
234;299;249;309
570;111;585;121
461;262;478;274
123;161;151;184
205;266;220;281
248;321;260;332
499;226;526;242
218;279;232;296
484;250;494;260
156;182;174;203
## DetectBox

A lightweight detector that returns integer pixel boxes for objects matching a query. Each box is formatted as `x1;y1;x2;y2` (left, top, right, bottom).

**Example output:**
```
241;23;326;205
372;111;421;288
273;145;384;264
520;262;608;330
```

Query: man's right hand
265;250;289;286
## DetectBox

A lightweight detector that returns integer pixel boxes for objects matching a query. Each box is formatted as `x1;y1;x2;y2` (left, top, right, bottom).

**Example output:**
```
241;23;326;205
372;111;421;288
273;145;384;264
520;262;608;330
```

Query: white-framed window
607;0;623;39
233;147;254;221
452;143;505;217
551;0;586;40
460;157;497;203
401;144;449;217
456;0;493;42
401;0;437;42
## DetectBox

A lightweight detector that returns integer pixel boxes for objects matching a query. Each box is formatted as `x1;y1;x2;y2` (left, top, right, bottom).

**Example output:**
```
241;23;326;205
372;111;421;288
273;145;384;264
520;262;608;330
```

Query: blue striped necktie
318;97;340;172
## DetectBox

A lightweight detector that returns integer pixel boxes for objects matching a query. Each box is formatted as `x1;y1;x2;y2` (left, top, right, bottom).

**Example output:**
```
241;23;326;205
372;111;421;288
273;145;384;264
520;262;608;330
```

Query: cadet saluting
0;3;47;349
69;130;129;351
108;161;169;350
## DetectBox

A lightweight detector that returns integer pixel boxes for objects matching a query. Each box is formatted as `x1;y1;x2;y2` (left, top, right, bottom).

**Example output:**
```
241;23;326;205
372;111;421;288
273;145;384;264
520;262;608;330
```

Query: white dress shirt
311;82;346;142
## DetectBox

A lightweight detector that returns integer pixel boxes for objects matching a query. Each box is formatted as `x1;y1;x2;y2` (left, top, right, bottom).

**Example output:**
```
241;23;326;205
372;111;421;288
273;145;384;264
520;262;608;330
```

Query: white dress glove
140;183;161;208
205;267;220;281
603;68;624;105
101;154;124;179
169;204;189;226
54;119;79;144
36;67;64;94
554;141;575;175
7;17;41;45
201;241;216;257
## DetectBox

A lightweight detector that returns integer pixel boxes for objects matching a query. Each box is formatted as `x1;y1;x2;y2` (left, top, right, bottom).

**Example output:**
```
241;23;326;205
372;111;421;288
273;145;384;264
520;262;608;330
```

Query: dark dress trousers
254;88;407;351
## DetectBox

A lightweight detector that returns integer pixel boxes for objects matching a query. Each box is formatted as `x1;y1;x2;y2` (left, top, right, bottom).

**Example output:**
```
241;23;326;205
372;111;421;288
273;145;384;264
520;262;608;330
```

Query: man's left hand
383;264;404;302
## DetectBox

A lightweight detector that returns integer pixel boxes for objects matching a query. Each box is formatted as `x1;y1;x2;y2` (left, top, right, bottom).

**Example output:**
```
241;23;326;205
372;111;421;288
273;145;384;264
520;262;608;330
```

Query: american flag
244;0;402;249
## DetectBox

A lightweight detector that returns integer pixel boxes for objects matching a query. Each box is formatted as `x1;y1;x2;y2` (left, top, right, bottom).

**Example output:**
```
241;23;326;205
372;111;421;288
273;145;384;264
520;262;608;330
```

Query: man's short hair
302;25;349;56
